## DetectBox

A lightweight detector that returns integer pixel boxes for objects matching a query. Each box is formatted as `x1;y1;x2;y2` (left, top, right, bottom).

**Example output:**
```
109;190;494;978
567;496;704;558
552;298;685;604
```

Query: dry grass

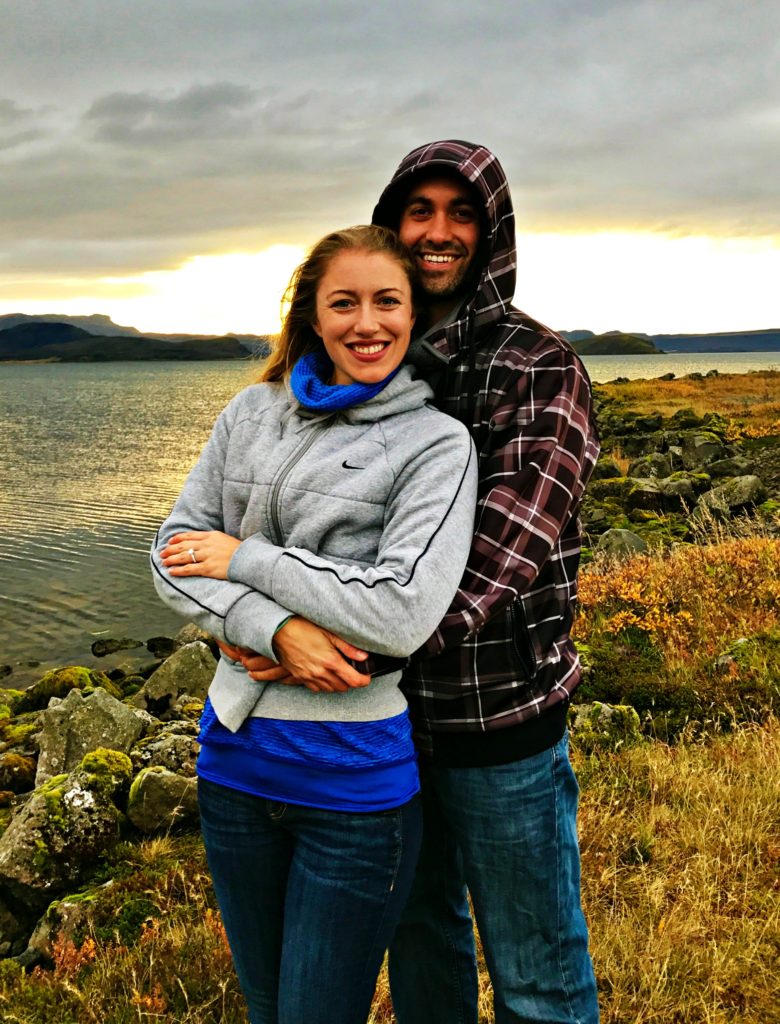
1;723;778;1022
598;369;780;438
578;720;780;1024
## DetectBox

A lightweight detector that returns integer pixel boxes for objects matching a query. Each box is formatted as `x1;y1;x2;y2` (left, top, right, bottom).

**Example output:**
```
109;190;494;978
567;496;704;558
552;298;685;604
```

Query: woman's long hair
257;225;420;383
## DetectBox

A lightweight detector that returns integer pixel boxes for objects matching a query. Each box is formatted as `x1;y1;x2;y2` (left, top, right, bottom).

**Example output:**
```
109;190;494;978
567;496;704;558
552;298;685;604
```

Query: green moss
38;772;70;830
80;748;133;793
587;477;634;502
0;721;39;747
570;701;642;753
14;666;121;712
0;689;25;714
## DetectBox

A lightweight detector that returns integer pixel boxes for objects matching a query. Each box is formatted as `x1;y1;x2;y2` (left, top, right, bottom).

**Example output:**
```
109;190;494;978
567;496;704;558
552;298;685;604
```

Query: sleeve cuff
224;591;293;660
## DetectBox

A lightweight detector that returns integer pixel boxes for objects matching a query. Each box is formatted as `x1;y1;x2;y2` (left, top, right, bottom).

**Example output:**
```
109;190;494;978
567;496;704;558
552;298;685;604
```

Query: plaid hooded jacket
373;141;600;762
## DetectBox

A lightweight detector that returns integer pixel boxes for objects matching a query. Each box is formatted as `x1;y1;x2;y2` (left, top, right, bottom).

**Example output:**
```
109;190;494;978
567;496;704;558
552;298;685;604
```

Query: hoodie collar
372;140;517;360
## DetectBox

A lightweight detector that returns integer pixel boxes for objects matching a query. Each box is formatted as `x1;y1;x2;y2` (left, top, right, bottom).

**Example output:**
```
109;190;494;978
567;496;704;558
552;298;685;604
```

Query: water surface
1;353;777;685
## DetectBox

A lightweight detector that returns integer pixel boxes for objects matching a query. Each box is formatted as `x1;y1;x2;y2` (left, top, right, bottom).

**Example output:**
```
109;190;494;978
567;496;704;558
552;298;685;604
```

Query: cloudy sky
1;0;779;334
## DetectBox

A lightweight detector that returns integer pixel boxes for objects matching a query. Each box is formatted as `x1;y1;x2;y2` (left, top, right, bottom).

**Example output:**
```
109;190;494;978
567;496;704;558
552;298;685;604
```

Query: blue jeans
198;777;422;1024
389;734;599;1024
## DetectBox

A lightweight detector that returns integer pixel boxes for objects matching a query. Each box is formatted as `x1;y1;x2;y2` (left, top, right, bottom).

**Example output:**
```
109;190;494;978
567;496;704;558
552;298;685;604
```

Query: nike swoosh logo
342;461;363;470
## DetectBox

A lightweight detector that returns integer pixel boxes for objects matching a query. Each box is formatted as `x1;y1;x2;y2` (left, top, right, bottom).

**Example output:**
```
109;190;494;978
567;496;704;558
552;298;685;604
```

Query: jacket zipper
268;423;326;545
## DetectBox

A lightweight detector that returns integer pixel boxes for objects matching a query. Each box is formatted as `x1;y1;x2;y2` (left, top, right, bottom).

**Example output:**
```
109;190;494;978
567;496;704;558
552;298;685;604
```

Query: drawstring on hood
372;140;518;433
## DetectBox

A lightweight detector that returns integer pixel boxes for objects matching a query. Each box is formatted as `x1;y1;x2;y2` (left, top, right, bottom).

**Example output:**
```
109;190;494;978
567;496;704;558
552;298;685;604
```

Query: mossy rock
587;477;634;502
79;748;134;803
0;690;25;716
569;702;642;753
591;457;623;480
0;719;40;749
667;407;704;429
0;752;36;794
15;666;121;713
627;512;691;546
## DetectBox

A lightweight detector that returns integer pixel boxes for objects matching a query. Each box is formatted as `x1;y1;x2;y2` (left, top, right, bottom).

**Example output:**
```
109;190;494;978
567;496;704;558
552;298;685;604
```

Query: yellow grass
598;369;780;438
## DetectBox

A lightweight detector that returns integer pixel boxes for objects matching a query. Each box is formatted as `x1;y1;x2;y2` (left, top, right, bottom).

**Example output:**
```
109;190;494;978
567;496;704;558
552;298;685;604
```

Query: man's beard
414;245;475;301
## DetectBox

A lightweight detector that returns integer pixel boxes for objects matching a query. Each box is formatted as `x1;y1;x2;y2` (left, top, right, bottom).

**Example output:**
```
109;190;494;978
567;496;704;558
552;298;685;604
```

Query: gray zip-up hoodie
151;365;477;732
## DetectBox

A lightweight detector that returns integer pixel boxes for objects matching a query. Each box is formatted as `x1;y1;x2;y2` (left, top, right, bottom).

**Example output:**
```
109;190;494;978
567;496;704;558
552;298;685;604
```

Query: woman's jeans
389;734;599;1024
198;776;422;1024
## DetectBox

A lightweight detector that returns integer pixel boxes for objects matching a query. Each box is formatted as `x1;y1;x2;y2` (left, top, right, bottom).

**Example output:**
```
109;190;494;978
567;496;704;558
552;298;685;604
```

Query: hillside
0;323;251;362
562;327;780;352
572;333;660;355
0;313;268;346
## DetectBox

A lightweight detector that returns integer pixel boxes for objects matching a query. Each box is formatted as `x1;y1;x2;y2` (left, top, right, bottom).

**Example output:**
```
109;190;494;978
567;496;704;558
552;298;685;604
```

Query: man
223;140;601;1023
368;140;601;1024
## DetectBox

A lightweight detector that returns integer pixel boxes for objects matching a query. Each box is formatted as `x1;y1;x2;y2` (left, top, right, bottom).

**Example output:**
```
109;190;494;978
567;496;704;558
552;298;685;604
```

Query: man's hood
372;140;516;346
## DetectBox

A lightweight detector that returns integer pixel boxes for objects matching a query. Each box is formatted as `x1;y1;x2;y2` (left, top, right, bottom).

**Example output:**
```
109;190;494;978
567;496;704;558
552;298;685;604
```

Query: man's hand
215;638;293;684
272;618;370;693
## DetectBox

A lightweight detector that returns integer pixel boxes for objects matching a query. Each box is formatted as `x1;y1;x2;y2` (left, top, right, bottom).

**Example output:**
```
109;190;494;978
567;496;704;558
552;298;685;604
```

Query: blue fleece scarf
290;349;400;412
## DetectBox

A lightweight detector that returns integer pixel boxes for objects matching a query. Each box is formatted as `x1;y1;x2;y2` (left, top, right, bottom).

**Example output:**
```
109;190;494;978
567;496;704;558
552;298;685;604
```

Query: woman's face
313;249;415;386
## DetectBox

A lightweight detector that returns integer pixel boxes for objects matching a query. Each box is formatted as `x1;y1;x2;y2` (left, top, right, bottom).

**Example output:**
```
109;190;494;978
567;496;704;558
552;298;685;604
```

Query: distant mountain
649;330;780;353
0;322;253;362
0;313;269;347
571;333;660;356
561;327;780;353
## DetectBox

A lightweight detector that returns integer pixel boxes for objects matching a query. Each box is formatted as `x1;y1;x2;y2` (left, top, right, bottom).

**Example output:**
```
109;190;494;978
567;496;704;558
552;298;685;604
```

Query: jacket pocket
510;600;537;681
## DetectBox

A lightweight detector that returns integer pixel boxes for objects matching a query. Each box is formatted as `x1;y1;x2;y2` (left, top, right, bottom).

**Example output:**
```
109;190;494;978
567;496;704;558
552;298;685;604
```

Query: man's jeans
389;734;599;1024
198;777;422;1024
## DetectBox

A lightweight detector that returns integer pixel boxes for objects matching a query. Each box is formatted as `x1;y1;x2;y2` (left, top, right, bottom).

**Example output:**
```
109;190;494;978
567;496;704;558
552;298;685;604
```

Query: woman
150;225;477;1024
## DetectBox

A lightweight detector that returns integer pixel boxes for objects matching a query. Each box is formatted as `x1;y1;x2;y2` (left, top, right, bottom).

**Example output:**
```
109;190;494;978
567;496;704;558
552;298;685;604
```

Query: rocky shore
582;378;779;557
0;369;777;971
0;624;218;961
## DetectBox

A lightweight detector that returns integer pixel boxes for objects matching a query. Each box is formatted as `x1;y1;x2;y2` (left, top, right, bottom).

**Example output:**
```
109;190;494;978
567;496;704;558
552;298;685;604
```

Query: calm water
1;353;777;684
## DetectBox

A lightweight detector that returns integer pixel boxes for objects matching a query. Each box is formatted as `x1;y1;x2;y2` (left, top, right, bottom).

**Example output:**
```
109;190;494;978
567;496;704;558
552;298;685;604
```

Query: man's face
398;176;481;306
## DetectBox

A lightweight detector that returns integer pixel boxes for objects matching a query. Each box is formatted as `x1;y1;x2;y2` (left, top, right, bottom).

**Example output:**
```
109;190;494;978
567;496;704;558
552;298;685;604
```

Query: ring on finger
188;548;197;564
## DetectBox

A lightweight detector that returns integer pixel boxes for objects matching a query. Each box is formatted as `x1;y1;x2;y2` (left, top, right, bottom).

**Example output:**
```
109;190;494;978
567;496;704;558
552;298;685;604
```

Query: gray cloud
1;0;778;277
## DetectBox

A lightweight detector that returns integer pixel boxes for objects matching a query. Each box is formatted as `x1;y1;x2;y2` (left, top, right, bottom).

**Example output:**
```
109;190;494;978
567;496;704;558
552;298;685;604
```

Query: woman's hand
161;531;241;580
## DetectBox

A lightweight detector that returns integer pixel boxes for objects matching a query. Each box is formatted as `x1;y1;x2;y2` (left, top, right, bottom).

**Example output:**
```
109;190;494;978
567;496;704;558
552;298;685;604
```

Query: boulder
657;476;697;513
0;752;36;794
0;760;127;906
595;529;648;557
131;642;216;715
126;767;199;834
668;408;703;429
625;478;664;512
591;457;623;481
0;894;28;958
175;623;220;659
569;702;642;753
699;475;767;514
627;453;672;478
130;724;200;776
35;687;144;786
707;455;757;479
146;636;178;659
25;894;95;963
15;666;121;714
680;430;726;467
90;638;143;658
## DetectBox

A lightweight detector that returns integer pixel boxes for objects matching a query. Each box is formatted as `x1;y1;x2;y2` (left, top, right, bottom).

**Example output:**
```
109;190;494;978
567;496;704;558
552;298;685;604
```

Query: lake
1;352;777;685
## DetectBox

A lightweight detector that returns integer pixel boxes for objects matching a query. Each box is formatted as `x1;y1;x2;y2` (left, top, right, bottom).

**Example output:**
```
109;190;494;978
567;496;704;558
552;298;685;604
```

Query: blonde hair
257;225;419;383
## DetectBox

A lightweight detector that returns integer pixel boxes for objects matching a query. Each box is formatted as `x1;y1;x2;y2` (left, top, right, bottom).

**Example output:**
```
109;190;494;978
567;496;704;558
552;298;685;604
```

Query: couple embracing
152;140;601;1024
